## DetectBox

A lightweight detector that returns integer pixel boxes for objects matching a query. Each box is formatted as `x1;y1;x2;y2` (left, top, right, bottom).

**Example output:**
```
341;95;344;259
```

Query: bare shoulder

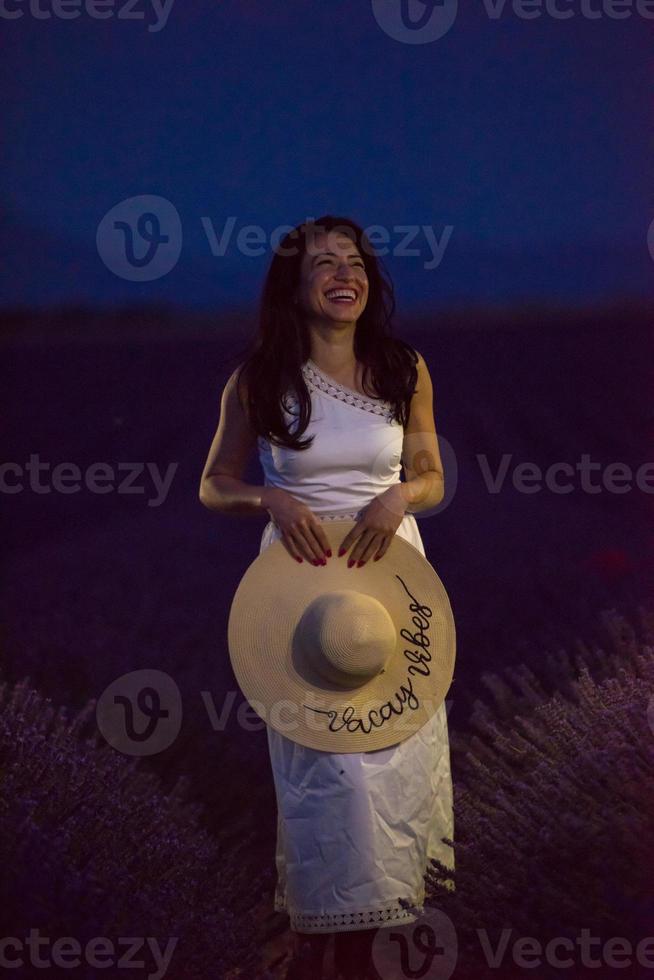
411;348;433;392
216;362;256;444
224;363;250;414
412;348;427;370
199;363;256;487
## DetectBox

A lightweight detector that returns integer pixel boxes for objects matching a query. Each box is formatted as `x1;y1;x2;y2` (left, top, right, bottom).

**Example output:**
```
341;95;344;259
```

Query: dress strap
302;361;395;421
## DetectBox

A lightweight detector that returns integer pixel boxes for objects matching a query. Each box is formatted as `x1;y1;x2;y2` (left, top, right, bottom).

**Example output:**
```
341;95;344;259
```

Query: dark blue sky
2;0;652;311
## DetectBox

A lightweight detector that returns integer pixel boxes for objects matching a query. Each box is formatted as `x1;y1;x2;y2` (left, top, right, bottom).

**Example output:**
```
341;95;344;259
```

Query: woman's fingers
348;529;382;565
338;524;364;558
279;534;305;563
285;523;327;565
281;517;392;566
307;521;332;560
372;536;391;562
339;522;398;566
280;526;392;566
296;522;330;564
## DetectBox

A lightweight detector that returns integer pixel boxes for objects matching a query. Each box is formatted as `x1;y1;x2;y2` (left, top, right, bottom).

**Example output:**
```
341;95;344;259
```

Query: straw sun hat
227;520;456;752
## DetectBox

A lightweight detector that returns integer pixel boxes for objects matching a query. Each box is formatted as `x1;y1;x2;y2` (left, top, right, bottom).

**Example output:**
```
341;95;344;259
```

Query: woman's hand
263;487;332;565
338;484;409;566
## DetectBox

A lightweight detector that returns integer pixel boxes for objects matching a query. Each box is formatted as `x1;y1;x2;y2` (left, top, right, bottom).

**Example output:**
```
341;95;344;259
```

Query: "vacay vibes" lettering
303;574;434;735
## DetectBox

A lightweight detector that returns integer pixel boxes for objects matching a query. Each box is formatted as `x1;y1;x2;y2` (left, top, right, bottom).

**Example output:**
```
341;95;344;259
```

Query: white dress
257;357;455;935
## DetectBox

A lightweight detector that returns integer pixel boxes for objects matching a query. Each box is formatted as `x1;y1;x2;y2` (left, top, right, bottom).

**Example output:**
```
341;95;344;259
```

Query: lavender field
1;304;653;977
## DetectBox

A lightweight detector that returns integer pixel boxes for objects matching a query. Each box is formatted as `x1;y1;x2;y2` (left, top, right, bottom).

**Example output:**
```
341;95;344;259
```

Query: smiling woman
198;215;453;980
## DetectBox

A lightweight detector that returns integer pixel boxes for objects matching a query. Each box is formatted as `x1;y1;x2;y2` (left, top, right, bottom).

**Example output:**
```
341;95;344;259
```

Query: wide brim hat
228;520;456;752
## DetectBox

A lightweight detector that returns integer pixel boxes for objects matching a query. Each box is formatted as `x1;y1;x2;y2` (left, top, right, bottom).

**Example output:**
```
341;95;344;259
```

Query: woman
199;215;454;980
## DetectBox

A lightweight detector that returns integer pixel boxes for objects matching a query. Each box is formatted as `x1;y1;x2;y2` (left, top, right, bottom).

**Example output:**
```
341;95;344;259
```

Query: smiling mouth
324;289;358;304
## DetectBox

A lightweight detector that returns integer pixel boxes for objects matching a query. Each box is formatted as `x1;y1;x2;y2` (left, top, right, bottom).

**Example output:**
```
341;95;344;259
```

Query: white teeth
325;290;356;301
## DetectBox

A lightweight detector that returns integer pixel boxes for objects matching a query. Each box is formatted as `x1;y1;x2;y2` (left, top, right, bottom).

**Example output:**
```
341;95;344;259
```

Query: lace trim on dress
302;360;395;421
317;510;362;521
274;895;423;932
265;510;363;535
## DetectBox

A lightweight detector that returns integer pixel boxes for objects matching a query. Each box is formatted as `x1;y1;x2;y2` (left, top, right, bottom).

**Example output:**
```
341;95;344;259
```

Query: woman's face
295;229;369;325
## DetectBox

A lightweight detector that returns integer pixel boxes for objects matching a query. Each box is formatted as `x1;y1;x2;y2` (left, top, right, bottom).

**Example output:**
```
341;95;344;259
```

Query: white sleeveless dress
257;357;455;935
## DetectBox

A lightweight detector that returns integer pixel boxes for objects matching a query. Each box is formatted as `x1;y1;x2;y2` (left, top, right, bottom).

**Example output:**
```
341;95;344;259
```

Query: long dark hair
232;215;418;450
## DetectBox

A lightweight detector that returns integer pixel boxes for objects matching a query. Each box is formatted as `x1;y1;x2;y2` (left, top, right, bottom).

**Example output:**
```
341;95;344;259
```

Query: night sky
2;0;652;311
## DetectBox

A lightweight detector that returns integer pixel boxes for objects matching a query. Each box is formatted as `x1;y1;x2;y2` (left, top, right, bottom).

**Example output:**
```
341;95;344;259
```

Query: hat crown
296;590;396;690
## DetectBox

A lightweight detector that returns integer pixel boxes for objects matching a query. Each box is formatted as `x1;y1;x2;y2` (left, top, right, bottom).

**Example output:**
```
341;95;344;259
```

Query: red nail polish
347;559;354;568
338;548;346;557
312;559;320;566
295;556;303;563
357;560;365;567
373;555;380;561
325;550;332;558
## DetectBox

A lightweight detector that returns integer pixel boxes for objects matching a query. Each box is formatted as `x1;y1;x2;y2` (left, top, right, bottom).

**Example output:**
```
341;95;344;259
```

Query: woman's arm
199;367;277;516
199;368;332;563
399;350;445;514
